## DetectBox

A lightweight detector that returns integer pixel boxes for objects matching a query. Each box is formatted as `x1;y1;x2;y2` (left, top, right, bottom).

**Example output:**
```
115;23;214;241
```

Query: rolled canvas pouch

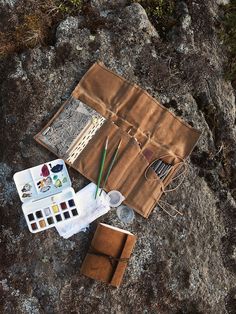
35;61;201;218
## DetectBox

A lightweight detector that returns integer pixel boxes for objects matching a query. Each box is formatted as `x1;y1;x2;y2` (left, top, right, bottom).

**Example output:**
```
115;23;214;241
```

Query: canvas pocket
72;120;140;190
72;120;163;216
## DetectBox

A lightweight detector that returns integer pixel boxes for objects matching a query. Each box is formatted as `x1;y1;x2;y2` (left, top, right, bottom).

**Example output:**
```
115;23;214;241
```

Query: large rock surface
0;0;235;313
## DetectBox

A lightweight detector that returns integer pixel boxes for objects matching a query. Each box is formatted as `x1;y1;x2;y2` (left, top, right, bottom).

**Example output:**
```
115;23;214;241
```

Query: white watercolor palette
14;159;71;202
14;159;80;233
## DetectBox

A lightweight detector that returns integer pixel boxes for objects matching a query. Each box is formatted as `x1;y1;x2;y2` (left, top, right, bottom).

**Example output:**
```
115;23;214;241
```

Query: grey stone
0;0;236;313
0;0;17;7
169;2;195;54
91;0;128;11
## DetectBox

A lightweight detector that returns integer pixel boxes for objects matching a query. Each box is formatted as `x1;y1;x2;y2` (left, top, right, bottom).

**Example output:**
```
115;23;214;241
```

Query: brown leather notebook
80;223;137;287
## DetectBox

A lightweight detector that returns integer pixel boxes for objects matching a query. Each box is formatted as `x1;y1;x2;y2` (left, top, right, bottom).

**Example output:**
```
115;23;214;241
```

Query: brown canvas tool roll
35;61;201;218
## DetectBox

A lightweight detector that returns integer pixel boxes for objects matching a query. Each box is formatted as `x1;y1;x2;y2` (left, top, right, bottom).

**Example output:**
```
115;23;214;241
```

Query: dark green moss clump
55;0;84;15
220;0;236;83
0;0;85;57
130;0;176;38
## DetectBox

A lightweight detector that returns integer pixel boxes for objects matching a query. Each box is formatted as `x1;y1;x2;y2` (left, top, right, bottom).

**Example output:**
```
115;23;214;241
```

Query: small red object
41;164;50;177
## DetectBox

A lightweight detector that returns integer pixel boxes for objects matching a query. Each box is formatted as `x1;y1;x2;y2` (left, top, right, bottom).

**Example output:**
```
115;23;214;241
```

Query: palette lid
13;159;72;203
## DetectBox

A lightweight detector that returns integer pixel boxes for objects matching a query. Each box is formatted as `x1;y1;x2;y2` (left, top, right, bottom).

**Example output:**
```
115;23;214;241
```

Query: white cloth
56;183;110;239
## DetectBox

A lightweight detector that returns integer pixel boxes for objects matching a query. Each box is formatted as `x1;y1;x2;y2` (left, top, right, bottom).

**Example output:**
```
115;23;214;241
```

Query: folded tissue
56;183;110;239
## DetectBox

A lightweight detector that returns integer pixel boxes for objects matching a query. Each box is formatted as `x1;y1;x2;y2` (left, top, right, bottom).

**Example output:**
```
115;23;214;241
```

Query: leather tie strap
89;246;129;267
144;154;188;217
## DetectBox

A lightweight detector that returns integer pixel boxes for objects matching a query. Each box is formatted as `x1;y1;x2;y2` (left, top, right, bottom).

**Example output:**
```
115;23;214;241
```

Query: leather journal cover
80;223;137;287
35;61;201;218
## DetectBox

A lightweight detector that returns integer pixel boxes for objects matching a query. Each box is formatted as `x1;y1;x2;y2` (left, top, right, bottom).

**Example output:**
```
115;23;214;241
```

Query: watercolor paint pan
22;187;80;233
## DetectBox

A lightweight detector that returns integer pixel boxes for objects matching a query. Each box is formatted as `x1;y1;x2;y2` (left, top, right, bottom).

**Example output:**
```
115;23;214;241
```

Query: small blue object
49;163;63;173
68;199;75;207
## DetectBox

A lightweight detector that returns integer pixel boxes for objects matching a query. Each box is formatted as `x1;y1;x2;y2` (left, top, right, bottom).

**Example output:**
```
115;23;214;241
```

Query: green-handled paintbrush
95;137;109;199
99;139;122;196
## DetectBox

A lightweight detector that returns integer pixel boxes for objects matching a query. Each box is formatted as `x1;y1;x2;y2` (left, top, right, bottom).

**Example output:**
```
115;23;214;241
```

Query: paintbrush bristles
105;137;109;149
117;139;122;150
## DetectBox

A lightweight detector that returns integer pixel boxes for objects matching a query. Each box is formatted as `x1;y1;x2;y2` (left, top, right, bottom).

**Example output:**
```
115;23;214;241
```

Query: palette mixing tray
14;159;80;233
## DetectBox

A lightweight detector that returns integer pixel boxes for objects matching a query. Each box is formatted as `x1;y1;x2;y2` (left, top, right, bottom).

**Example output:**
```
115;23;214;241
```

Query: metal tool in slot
151;160;173;180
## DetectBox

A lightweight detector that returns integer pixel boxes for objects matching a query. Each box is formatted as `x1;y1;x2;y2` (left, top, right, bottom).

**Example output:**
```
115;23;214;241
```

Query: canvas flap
72;61;201;159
